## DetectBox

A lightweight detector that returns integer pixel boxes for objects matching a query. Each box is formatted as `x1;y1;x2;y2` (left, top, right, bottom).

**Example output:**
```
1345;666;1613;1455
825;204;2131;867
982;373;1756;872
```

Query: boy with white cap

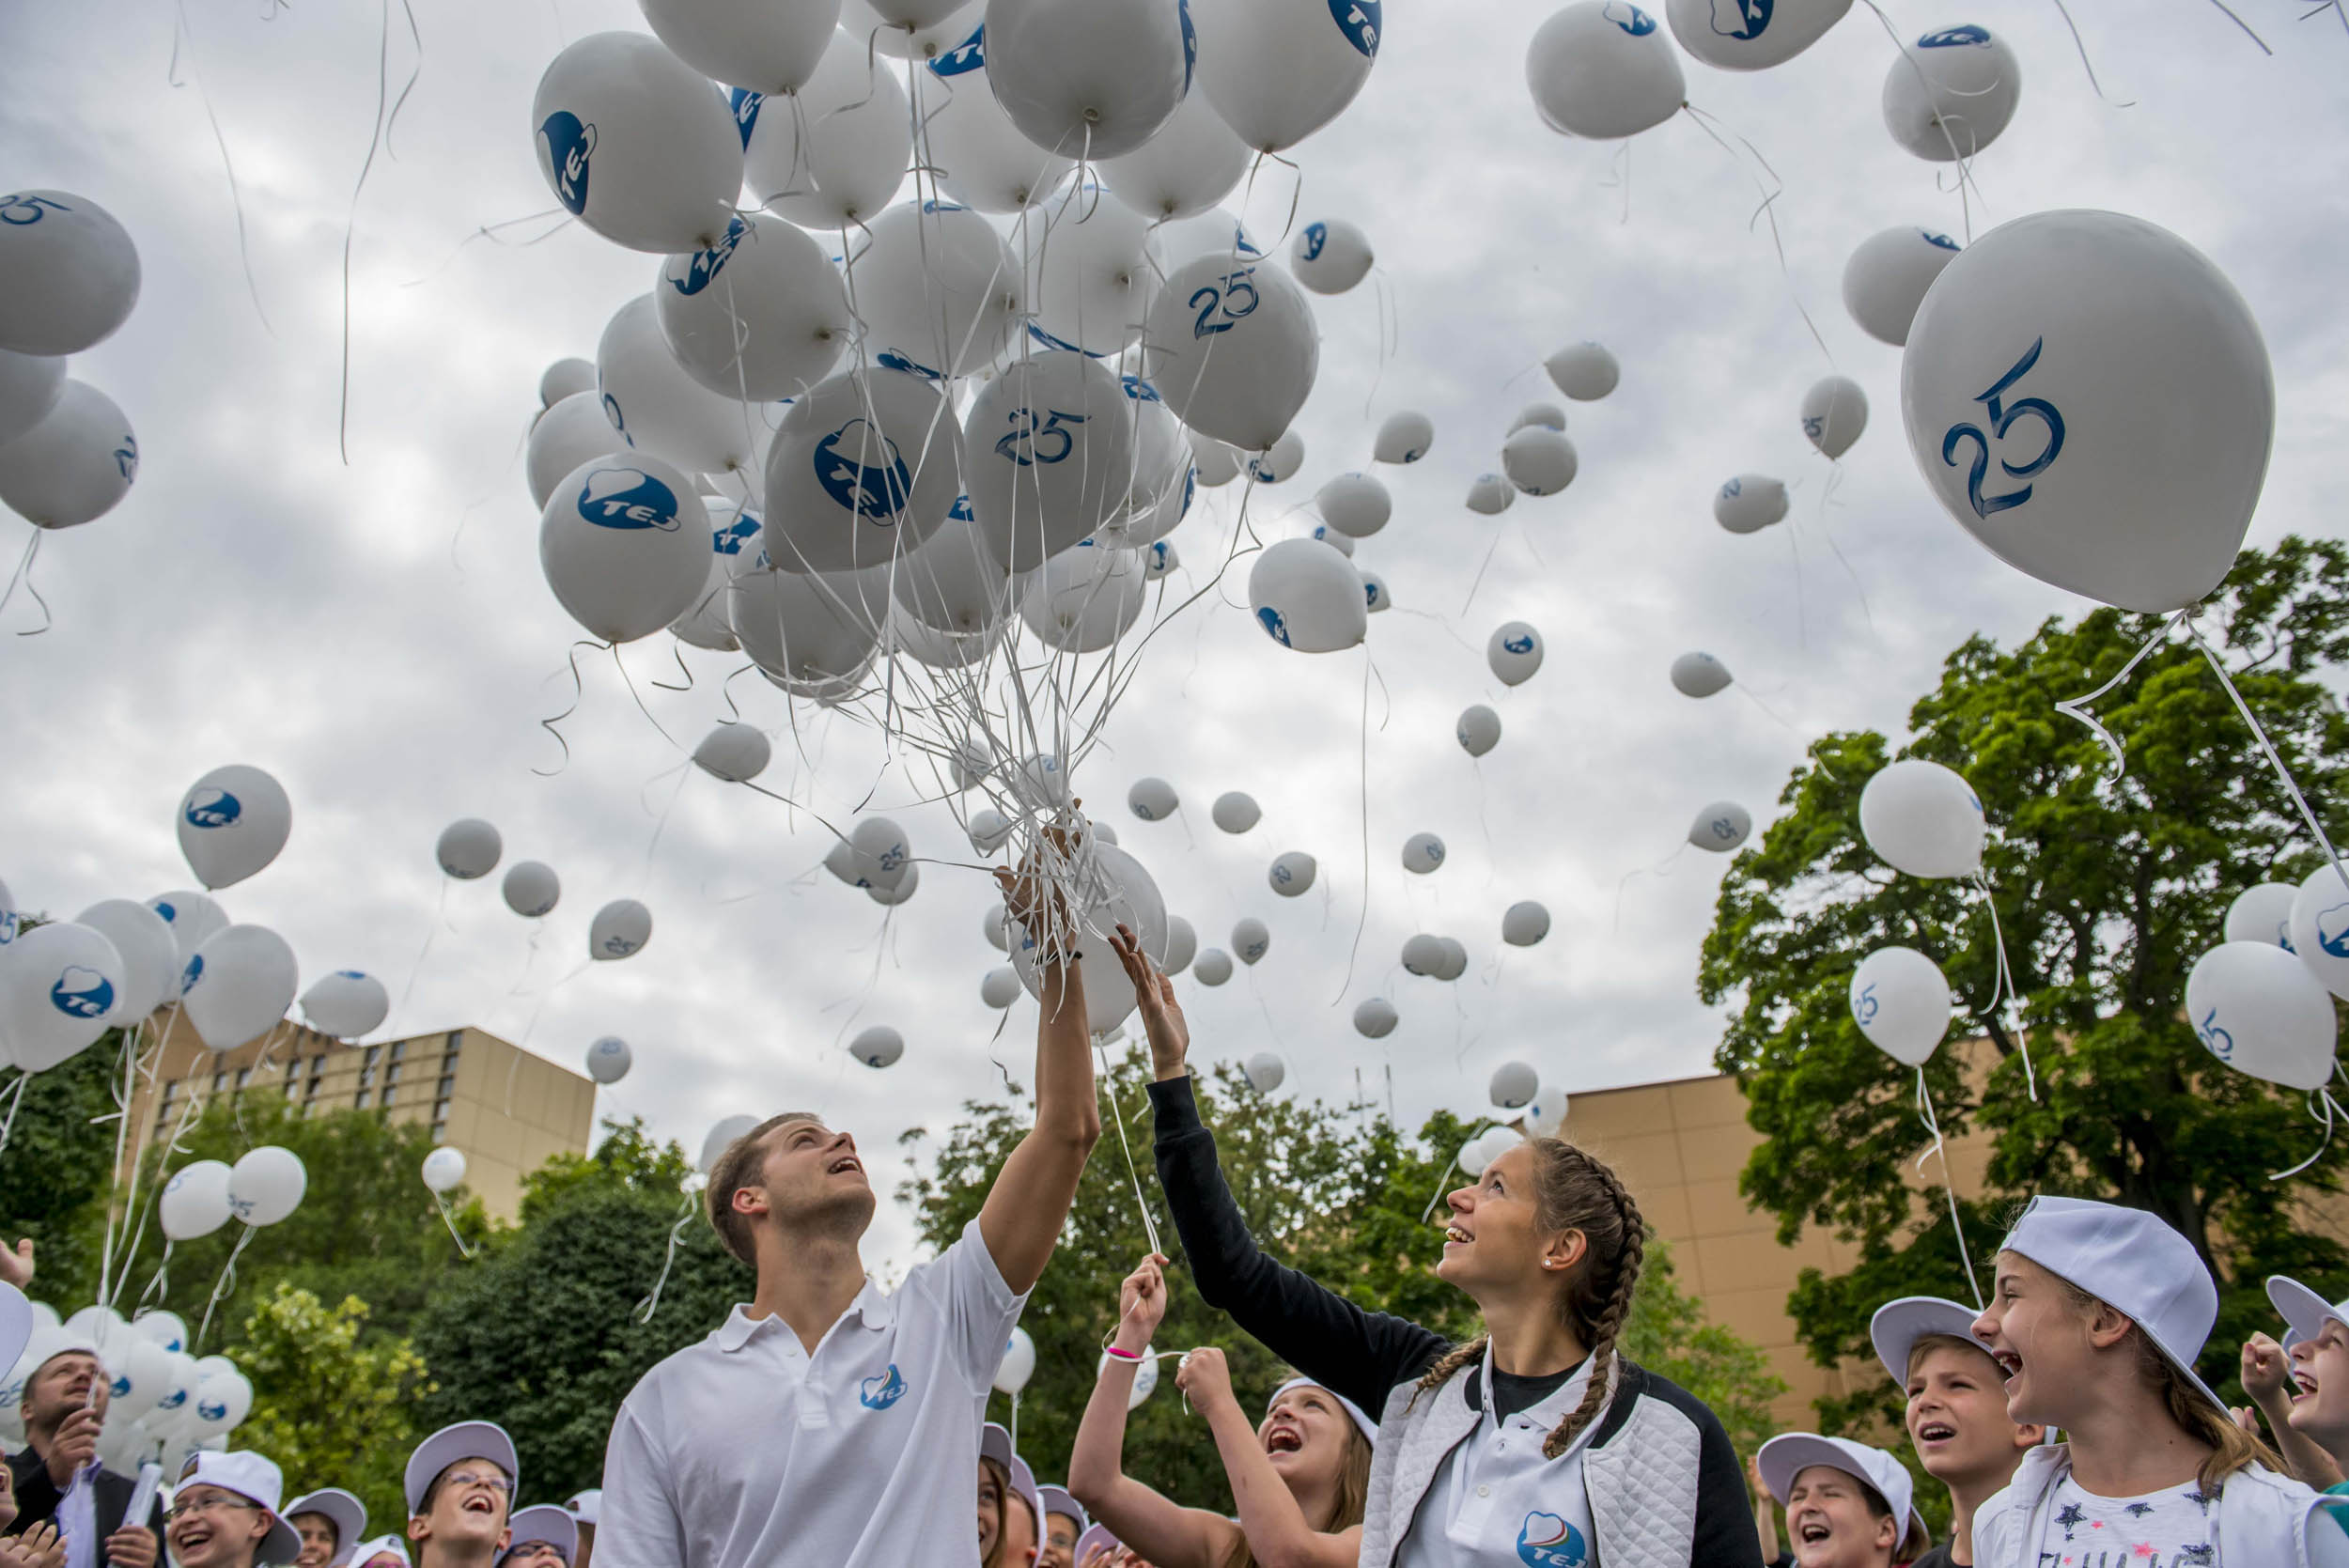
164;1451;301;1568
402;1421;517;1568
1969;1195;2349;1566
349;1538;411;1568
1755;1432;1931;1567
495;1506;575;1568
286;1487;366;1568
5;1330;162;1568
598;861;1101;1568
2263;1275;2349;1527
1869;1296;2043;1566
559;1493;596;1568
1036;1485;1085;1568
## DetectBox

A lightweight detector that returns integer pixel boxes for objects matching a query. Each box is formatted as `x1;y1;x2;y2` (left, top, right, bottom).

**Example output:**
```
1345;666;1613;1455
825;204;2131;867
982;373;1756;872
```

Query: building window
211;1070;228;1094
385;1063;402;1087
437;1072;456;1096
363;1045;382;1070
354;1089;370;1109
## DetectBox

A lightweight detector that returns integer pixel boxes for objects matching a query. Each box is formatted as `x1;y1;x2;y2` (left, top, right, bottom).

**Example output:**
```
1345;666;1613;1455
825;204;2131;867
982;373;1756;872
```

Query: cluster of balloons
0;1306;251;1479
0;189;143;537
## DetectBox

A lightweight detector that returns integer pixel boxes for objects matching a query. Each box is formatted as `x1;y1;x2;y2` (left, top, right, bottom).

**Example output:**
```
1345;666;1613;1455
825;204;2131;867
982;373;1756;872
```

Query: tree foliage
236;1285;429;1529
1701;538;2349;1425
0;1029;132;1308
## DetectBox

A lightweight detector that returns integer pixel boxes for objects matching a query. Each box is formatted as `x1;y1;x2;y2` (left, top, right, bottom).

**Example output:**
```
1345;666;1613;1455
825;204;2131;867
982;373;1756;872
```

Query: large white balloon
1502;901;1551;947
1848;946;1952;1067
968;352;1135;571
1295;220;1375;297
1192;947;1233;986
0;192;140;356
590;899;654;960
920;27;1072;215
1244;1052;1286;1094
422;1146;468;1195
1501;427;1577;496
1160;915;1197;975
585;1034;634;1084
894;511;1009;636
2224;882;2299;953
1859;759;1985;879
2287;868;2349;1003
1401;833;1446;876
1097;89;1251;220
533;33;742;253
1315;473;1390;538
226;1146;305;1227
2187;940;2337;1093
1688;801;1752;853
699;1113;761;1173
73;901;176;1021
656;214;851;401
159;1162;233;1243
1490;1062;1539;1110
733;559;886;685
1141;253;1318;452
1128;777;1178;821
1188;0;1378;152
176;766;290;892
981;965;1024;1008
640;0;842;94
1232;917;1270;965
1487;623;1543;686
765;369;963;572
437;820;502;880
1667;0;1848;69
0;923;125;1071
1021;541;1147;653
1670;651;1732;698
692;722;772;783
1008;843;1170;1032
1268;851;1317;897
1881;23;2020;163
850;1025;905;1068
741;33;913;227
1524;1083;1570;1138
1354;998;1397;1039
1103;379;1195;545
181;925;297;1053
541;357;598;406
147;892;229;980
1456;705;1501;757
1544;341;1621;401
1713;474;1787;535
847;201;1022;379
527;392;633;510
1466;473;1515;517
598;294;768;477
0;350;65;450
1212;792;1261;833
1843;226;1961;349
1901;210;2272;615
983;0;1190;159
1528;4;1683;140
0;381;136;529
541;454;713;643
1249;538;1367;654
1801;375;1868;459
298;971;389;1041
1021;188;1154;354
1400;933;1448;978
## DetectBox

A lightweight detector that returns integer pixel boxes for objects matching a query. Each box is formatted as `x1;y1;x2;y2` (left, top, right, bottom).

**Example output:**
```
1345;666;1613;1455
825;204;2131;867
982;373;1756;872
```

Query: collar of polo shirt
714;1281;895;1351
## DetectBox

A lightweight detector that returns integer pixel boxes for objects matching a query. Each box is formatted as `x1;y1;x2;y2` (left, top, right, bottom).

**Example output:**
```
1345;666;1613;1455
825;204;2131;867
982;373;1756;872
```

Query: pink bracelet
1102;1344;1143;1361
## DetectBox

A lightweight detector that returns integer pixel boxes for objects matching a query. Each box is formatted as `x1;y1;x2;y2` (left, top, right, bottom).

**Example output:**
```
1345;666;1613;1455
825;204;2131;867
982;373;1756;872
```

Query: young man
1036;1486;1086;1568
402;1422;517;1568
4;1333;163;1568
164;1452;301;1568
599;858;1102;1568
494;1507;574;1568
1870;1296;2044;1567
286;1489;366;1568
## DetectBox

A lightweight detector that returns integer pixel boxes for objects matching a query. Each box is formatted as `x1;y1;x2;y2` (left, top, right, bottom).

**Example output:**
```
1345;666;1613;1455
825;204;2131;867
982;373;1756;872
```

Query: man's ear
2015;1421;2048;1450
407;1517;429;1545
732;1185;769;1221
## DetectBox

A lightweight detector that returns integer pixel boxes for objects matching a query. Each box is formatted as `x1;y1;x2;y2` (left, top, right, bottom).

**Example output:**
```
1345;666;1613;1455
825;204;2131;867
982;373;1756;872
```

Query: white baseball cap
1036;1485;1087;1531
1758;1432;1928;1546
349;1537;412;1568
980;1424;1043;1533
1999;1195;2224;1416
284;1488;368;1568
403;1421;520;1515
2270;1276;2349;1348
1073;1523;1119;1562
1869;1296;1995;1386
1268;1376;1379;1447
499;1504;578;1564
177;1450;302;1565
562;1491;600;1528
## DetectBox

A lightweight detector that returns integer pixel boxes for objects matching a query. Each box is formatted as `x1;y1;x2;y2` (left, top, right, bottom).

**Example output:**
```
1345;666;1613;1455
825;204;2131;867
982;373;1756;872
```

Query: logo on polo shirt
1517;1511;1587;1567
859;1364;908;1411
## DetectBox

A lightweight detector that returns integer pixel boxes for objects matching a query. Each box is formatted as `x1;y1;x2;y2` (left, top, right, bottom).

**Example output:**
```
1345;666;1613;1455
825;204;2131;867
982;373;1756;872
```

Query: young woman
1869;1296;2043;1566
1968;1196;2349;1566
1068;1252;1373;1567
1755;1433;1931;1568
982;1425;1043;1568
1108;929;1755;1568
978;1451;1008;1567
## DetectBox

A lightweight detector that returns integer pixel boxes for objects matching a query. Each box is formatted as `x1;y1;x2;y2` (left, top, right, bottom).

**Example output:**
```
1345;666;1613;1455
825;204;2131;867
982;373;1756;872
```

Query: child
1871;1296;2044;1566
1755;1433;1932;1568
2265;1277;2349;1526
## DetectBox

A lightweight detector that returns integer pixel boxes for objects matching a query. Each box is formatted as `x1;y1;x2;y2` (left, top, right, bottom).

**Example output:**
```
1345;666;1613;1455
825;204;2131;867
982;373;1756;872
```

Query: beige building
123;1023;597;1222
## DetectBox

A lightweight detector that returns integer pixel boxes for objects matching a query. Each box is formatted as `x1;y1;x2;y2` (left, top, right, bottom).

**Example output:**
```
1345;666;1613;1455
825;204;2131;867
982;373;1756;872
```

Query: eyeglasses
504;1545;570;1567
165;1494;261;1523
440;1470;514;1496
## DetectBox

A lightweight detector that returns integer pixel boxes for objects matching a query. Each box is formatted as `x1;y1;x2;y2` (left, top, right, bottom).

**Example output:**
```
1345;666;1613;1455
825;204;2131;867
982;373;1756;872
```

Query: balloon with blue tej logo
1486;623;1543;686
1501;427;1577;496
146;890;229;980
1801;374;1867;459
1881;23;2019;163
181;924;297;1053
598;294;767;478
1847;946;1951;1066
1360;569;1390;613
1292;219;1373;296
422;1145;468;1194
1490;1061;1539;1110
2224;882;2298;953
531;32;741;255
1189;427;1246;488
160;1161;233;1242
983;0;1191;160
1457;705;1501;757
226;1145;305;1228
1843;226;1959;349
1145;206;1264;278
1143;254;1318;452
743;29;914;228
2288;867;2349;1004
767;368;964;573
994;1325;1036;1394
1712;474;1786;534
0;922;126;1071
175;766;290;892
0;191;140;357
1188;0;1378;153
655;213;851;401
590;898;654;961
527;391;633;511
73;900;175;1020
1249;537;1366;653
2186;940;2336;1092
1902;210;2272;614
638;0;842;95
1249;430;1306;487
968;352;1134;572
1688;800;1752;852
981;965;1023;1008
1374;410;1433;465
1099;89;1251;220
1309;523;1353;559
0;350;63;449
0;381;137;529
542;453;713;643
1666;0;1848;70
848;201;1023;380
1524;1082;1569;1137
924;28;1077;212
1528;5;1683;139
298;970;389;1041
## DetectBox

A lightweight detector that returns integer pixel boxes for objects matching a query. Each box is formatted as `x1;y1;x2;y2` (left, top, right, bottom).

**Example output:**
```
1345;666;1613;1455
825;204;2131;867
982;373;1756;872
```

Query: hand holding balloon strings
1097;924;1169;1261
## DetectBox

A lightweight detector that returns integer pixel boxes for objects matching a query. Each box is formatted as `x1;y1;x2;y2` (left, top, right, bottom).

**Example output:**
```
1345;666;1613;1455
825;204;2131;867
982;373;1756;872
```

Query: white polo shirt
1398;1353;1600;1568
598;1219;1027;1568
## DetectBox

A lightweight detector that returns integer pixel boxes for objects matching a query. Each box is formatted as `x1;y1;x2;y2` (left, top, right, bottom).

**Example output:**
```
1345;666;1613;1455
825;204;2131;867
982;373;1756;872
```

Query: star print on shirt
2056;1502;2089;1540
2180;1546;2216;1565
2124;1502;2156;1518
2184;1487;2217;1515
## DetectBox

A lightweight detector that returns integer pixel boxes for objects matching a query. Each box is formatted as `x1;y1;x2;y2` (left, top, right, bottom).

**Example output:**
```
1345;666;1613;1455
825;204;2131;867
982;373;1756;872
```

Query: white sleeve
2306;1499;2349;1568
598;1402;689;1567
936;1216;1030;1391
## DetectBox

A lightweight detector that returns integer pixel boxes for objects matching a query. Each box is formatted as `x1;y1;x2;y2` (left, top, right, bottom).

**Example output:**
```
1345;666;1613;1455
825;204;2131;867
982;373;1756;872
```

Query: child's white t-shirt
2036;1474;2217;1568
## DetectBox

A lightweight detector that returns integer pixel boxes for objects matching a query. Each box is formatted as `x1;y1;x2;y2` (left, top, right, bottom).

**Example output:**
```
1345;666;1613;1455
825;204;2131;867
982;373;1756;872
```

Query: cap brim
404;1421;520;1514
287;1491;367;1567
503;1507;579;1561
980;1421;1013;1471
258;1516;303;1567
1757;1434;1849;1508
1867;1296;1988;1389
2270;1276;2349;1347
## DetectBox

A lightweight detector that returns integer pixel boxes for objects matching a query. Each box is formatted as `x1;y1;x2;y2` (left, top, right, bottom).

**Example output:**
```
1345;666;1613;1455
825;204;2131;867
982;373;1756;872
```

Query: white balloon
657;215;852;401
848;201;1023;379
1688;801;1752;853
298;971;388;1041
1188;0;1377;152
1544;341;1621;401
1529;3;1682;139
1374;414;1439;473
1882;23;2020;163
502;862;560;920
175;766;290;893
1523;1083;1570;1138
1670;651;1732;698
160;1161;233;1243
765;368;963;572
1502;901;1551;947
983;0;1190;159
671;502;756;652
1250;538;1367;653
1858;759;1984;878
0;192;140;356
1902;210;2272;615
2188;940;2338;1092
850;1025;906;1068
0;350;64;448
1512;402;1568;435
1103;379;1195;545
421;1145;468;1196
1843;226;1961;349
1268;851;1317;897
1801;375;1868;459
1666;0;1848;69
1400;933;1447;978
541;357;598;407
437;820;502;880
1455;1135;1491;1178
0;381;135;529
1848;946;1952;1067
1309;520;1356;558
1189;427;1246;486
700;1113;761;1173
1435;938;1469;981
922;33;1075;212
1360;568;1391;615
2288;867;2349;1003
1021;188;1154;353
1354;998;1397;1039
226;1146;306;1227
132;1311;190;1358
742;32;913;227
1293;219;1374;296
1489;1061;1538;1110
1009;843;1170;1032
1;923;124;1070
598;294;768;477
1142;254;1318;452
1713;474;1787;534
2224;882;2299;953
971;808;1017;855
1487;622;1543;686
1106;1343;1162;1407
72;901;175;1022
889;599;997;670
1160;915;1197;975
527;392;634;510
585;1035;634;1084
533;33;741;253
181;925;296;1055
1128;777;1179;821
1315;473;1390;538
590;899;654;961
1232;917;1270;966
871;862;926;908
1249;432;1306;488
1456;705;1501;757
542;453;714;643
1192;947;1234;986
1501;427;1577;496
732;560;887;686
147;892;229;984
1020;542;1146;653
1244;1051;1287;1094
981;966;1024;1008
969;352;1135;571
190;1364;254;1436
688;722;770;783
1401;833;1446;876
640;0;842;94
848;0;977;45
1466;473;1516;516
835;817;916;892
1098;89;1251;220
1212;792;1261;833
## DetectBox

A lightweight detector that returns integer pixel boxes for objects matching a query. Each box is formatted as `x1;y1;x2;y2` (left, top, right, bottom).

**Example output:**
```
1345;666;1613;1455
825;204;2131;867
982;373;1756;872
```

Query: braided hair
1409;1139;1646;1461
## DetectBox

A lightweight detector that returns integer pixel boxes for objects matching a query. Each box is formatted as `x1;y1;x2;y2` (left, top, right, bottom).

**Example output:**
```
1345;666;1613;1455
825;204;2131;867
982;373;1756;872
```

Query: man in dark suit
5;1338;162;1568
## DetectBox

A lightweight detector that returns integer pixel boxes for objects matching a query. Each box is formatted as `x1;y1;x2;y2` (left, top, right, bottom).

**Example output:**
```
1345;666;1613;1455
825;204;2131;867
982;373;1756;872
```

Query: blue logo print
2198;1006;2234;1061
948;493;974;522
1919;23;1990;46
51;966;114;1019
198;1396;229;1421
1256;606;1292;646
876;349;943;380
1940;336;2063;520
932;23;985;76
539;111;596;215
817;423;914;520
1706;0;1771;38
1517;1512;1588;1566
1922;229;1960;252
669;215;747;297
1854;982;1879;1025
1364;580;1382;609
602;933;640;957
860;1364;909;1410
577;467;684;532
1330;0;1380;55
114;433;137;481
1603;3;1658;36
1179;463;1196;518
600;391;632;446
1027;321;1095;356
728;88;763;149
712;512;761;555
1712;816;1735;840
1719;477;1742;498
1502;632;1535;655
0;194;70;225
184;787;242;830
1302;222;1329;262
153;901;177;923
110;1374;132;1398
1121;375;1162;403
335;969;366;980
995;409;1088;467
181;955;205;991
2317;900;2349;958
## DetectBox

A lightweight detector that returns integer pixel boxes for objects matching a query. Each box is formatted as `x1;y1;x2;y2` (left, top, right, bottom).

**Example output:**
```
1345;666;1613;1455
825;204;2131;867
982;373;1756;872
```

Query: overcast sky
5;0;2345;1274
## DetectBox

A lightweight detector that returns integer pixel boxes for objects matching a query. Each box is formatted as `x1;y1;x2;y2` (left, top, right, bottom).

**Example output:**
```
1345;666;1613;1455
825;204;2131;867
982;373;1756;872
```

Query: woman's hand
2242;1331;2291;1405
1115;1253;1171;1353
0;1523;64;1568
994;813;1082;950
1174;1345;1237;1414
1109;924;1189;1079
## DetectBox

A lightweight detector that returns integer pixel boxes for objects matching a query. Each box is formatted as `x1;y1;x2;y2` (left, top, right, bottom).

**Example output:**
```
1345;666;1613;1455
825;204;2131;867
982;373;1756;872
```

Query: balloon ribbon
1914;1069;1983;1309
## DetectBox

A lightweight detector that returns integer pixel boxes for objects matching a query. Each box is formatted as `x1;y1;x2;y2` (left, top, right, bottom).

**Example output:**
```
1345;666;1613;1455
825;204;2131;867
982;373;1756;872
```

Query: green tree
0;1027;132;1307
236;1284;429;1528
1701;537;2349;1436
409;1120;748;1504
